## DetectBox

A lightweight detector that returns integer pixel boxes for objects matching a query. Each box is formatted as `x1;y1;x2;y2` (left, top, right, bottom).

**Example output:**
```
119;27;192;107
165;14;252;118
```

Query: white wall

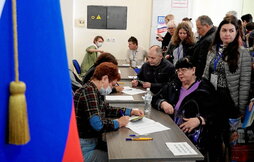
150;0;190;46
60;0;254;69
242;0;254;17
60;0;73;69
73;0;152;64
190;0;243;27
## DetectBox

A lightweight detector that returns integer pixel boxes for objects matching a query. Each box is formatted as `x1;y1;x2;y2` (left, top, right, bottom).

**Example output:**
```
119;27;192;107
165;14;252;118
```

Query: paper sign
166;142;197;156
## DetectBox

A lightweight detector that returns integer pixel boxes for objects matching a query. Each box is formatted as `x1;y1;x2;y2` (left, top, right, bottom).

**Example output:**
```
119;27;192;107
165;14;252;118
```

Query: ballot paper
122;86;146;95
166;142;198;156
128;76;137;79
122;63;130;66
126;117;170;135
105;96;134;101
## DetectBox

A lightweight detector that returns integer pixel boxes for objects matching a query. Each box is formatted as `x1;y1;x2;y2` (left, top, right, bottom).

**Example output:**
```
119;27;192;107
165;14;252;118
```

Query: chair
72;59;81;74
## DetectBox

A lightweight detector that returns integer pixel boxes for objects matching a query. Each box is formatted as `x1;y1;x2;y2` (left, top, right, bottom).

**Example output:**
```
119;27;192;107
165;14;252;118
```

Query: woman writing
74;62;144;162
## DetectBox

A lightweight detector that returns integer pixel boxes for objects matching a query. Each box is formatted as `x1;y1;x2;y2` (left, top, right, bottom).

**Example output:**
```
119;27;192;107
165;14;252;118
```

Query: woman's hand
179;117;201;133
161;101;174;114
131;109;144;116
115;85;124;92
117;116;130;127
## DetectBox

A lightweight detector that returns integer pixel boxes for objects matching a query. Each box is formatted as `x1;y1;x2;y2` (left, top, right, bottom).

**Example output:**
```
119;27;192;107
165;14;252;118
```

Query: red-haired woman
74;62;144;162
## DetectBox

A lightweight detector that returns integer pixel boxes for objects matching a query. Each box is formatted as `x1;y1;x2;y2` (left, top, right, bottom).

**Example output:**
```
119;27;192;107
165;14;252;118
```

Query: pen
119;109;124;116
126;137;153;141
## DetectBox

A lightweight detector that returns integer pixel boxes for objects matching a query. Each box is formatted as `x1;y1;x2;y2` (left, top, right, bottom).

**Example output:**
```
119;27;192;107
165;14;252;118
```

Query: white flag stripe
0;0;6;19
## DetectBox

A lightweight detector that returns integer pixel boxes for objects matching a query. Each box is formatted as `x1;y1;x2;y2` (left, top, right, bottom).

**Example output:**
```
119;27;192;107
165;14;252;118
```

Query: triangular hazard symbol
96;15;101;20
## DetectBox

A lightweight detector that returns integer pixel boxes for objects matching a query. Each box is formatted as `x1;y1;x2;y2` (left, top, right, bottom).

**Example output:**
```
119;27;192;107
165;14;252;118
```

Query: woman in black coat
152;56;222;162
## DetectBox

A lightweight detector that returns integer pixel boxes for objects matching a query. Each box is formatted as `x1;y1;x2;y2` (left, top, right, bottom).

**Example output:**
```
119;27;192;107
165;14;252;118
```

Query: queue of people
73;12;254;162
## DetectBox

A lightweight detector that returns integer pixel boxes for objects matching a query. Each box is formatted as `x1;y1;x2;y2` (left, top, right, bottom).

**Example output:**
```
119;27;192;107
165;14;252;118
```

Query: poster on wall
156;16;167;34
171;0;188;8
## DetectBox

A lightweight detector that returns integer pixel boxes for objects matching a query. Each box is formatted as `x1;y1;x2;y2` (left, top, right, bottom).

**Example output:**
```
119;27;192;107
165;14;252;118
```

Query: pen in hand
119;109;124;116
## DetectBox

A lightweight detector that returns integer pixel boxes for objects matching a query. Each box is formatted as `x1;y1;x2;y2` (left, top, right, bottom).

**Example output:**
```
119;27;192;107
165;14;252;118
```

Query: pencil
126;137;153;141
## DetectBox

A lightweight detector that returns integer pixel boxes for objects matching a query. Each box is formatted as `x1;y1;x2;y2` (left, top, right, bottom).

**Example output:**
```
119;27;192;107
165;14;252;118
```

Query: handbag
174;99;205;149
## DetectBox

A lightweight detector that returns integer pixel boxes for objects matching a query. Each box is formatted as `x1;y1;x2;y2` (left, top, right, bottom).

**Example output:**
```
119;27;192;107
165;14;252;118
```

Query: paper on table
166;142;198;156
126;117;170;135
128;76;137;79
122;86;146;95
106;95;134;101
122;63;130;66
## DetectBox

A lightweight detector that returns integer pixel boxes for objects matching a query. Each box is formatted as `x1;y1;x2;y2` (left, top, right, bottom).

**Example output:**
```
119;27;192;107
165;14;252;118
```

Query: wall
61;0;254;69
73;0;152;65
190;0;244;27
60;0;73;69
242;0;254;17
150;0;190;46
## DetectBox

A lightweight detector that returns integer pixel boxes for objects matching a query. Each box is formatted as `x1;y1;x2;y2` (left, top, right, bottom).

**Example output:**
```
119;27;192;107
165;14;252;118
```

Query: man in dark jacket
131;45;175;94
189;15;216;78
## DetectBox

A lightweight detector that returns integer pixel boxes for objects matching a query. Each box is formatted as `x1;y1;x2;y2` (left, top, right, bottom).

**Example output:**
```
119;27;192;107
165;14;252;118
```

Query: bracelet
197;116;202;127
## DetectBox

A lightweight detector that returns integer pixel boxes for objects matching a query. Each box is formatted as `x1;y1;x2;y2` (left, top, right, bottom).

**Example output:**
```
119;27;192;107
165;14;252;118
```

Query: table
118;59;130;67
106;107;204;162
107;81;145;107
118;67;137;81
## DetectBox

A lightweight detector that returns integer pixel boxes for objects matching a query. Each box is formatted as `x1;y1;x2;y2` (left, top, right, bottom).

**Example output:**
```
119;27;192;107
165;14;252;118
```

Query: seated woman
74;62;144;162
82;52;123;93
151;56;221;161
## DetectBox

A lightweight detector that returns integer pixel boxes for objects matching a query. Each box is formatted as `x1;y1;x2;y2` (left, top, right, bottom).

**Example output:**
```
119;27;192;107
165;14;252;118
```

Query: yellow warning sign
96;15;101;20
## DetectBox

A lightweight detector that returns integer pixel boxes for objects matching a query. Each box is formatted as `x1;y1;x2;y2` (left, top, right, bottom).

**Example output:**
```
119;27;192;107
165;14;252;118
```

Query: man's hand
142;82;151;88
131;80;138;87
161;101;174;114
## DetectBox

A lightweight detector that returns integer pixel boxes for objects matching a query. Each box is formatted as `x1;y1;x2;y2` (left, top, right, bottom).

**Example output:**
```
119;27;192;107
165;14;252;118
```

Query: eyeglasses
167;27;174;30
175;68;189;74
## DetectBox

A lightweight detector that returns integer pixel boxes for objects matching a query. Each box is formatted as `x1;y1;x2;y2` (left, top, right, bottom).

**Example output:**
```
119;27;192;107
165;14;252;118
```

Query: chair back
72;59;81;74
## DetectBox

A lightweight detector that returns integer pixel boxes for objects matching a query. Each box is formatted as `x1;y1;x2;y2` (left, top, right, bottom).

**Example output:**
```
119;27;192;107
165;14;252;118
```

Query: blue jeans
80;138;108;162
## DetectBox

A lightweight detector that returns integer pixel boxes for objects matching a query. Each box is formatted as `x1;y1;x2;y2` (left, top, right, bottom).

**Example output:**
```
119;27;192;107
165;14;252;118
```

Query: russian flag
0;0;83;161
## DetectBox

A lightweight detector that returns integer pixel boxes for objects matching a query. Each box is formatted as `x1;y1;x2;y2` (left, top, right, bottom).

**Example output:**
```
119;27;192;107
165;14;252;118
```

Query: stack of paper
126;117;170;135
106;96;134;101
122;86;146;95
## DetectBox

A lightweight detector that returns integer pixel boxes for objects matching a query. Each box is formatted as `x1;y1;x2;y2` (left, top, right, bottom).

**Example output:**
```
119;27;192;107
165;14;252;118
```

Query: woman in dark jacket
165;22;195;64
152;56;221;162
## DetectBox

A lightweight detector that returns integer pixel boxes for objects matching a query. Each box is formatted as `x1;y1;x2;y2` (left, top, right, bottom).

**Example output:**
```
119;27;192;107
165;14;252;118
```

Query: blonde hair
167;20;177;28
165;14;175;24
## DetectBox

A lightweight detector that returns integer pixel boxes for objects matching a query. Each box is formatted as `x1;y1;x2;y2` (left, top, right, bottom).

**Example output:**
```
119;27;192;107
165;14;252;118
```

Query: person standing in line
165;22;195;64
80;36;104;76
203;16;251;161
189;15;216;79
156;14;175;50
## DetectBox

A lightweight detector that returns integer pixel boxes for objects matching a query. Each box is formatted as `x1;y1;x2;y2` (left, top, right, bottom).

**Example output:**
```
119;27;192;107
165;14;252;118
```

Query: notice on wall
171;0;188;8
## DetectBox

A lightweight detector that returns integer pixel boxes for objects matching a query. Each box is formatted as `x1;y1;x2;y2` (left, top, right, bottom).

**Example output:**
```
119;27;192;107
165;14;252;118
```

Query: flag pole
8;0;30;145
